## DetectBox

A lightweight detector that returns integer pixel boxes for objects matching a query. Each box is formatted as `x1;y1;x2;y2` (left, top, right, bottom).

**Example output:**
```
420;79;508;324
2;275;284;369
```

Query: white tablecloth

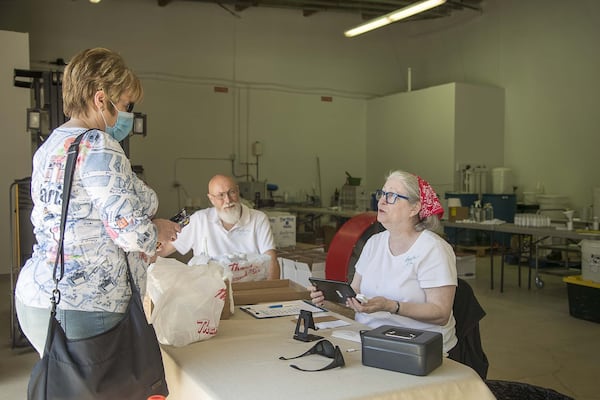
161;307;496;400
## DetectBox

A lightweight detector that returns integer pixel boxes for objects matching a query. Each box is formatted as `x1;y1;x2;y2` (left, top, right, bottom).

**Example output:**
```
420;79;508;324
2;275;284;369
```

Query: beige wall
1;0;600;228
366;83;504;200
0;30;31;274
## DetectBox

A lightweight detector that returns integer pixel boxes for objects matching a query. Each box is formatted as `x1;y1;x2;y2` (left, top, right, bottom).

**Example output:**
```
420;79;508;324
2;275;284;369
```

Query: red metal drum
325;212;384;282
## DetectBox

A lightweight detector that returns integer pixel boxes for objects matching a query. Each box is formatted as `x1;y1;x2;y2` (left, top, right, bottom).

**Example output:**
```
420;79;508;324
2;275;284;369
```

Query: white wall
366;84;456;191
130;79;366;213
0;30;31;274
454;82;505;191
0;0;380;216
1;0;600;217
365;82;504;198
389;0;600;213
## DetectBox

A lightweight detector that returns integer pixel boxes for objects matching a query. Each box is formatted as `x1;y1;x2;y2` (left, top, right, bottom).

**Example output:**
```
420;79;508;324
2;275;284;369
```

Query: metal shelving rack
9;177;34;348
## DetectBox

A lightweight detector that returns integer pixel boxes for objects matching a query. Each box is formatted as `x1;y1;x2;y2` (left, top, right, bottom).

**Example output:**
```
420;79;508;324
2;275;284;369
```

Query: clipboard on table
240;300;326;319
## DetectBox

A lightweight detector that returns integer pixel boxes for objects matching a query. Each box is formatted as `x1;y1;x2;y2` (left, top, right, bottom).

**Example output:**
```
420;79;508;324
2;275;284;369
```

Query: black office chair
449;280;574;400
448;278;489;380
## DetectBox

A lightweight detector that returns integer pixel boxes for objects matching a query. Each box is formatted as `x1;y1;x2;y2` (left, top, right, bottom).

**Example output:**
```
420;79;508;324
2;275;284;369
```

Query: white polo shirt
172;203;276;258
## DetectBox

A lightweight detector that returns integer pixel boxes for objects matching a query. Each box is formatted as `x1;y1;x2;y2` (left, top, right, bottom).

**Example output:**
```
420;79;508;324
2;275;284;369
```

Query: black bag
27;271;169;400
27;131;169;400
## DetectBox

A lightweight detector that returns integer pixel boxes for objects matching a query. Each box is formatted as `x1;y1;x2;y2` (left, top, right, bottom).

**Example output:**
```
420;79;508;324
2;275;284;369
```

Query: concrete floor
1;255;598;399
474;256;599;400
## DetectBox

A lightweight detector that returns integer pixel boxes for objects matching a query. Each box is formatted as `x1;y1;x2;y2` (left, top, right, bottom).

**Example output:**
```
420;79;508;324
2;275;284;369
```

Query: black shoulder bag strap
50;130;91;312
51;129;137;313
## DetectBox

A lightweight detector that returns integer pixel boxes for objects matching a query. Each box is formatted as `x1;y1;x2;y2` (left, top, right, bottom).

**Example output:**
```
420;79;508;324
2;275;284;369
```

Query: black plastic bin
563;275;600;323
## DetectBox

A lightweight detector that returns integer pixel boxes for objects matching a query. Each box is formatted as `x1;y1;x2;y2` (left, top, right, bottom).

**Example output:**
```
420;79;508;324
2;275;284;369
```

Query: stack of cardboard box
264;211;297;248
277;244;327;287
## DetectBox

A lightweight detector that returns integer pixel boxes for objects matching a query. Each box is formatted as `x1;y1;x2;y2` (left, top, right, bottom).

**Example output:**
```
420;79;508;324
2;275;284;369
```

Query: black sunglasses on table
279;339;345;372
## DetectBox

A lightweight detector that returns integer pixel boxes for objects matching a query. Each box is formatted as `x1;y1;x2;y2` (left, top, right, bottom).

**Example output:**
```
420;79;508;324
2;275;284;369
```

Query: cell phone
170;208;190;228
156;209;189;250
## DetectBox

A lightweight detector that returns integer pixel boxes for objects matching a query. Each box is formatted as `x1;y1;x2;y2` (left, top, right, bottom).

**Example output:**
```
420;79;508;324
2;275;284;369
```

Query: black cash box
361;325;442;376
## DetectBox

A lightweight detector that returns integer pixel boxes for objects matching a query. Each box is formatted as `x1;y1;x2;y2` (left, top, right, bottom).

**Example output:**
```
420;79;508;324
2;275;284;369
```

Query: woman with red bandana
311;170;457;355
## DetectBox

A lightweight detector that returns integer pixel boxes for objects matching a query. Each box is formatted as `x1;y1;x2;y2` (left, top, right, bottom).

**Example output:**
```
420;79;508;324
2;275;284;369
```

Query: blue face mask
101;101;134;142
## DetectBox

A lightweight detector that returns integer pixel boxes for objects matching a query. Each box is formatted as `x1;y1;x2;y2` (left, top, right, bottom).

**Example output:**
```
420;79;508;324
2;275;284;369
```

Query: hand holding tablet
309;277;357;304
309;277;369;305
355;293;369;304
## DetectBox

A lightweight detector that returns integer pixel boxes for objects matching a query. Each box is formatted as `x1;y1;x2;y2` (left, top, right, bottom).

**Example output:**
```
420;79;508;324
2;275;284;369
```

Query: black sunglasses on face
279;339;345;372
109;98;135;113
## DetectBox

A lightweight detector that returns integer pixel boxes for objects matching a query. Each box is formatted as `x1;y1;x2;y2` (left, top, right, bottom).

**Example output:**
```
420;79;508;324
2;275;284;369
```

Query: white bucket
491;167;513;194
447;198;462;208
581;240;600;283
536;194;570;209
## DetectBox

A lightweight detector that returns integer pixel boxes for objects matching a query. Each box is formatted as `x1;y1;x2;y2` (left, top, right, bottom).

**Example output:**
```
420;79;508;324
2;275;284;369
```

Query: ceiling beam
302;9;318;17
155;0;483;19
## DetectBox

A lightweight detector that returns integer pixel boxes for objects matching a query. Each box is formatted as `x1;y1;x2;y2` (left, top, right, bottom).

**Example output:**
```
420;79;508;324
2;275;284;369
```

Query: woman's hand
308;285;325;306
153;218;181;245
346;296;396;314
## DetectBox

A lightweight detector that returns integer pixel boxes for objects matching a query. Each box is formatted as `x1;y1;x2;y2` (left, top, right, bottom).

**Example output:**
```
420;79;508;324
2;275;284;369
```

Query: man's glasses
375;189;410;205
209;188;239;201
279;339;345;372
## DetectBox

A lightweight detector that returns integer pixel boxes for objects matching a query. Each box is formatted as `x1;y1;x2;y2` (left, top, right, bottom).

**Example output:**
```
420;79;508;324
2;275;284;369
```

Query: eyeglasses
209;188;239;201
98;87;135;113
375;189;410;205
110;100;135;113
279;339;345;372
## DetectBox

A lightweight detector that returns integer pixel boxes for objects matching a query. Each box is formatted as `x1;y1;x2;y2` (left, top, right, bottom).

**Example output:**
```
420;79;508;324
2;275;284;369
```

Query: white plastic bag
206;253;271;283
147;257;228;347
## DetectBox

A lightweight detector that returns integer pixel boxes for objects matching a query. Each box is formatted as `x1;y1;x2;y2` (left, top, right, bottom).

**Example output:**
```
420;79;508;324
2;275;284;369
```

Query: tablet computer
309;277;357;304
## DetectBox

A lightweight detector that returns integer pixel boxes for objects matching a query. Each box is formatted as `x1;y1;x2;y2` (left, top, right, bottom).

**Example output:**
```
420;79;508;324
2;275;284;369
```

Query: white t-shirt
172;204;275;258
355;229;458;354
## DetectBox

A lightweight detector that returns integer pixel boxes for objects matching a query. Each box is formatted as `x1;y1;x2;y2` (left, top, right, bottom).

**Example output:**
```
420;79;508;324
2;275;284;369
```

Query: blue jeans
16;298;124;357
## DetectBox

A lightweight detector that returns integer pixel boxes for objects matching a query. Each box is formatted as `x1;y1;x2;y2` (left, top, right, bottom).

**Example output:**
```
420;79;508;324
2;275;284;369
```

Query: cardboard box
231;279;310;305
277;242;325;252
456;253;476;279
280;250;326;287
448;206;469;222
265;211;297;248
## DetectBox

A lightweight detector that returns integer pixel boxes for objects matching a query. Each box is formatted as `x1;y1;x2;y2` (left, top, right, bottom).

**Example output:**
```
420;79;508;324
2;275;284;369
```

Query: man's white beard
218;203;241;225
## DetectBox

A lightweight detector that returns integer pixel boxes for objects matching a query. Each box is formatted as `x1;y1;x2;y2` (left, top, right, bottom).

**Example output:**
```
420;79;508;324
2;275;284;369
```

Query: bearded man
157;174;280;280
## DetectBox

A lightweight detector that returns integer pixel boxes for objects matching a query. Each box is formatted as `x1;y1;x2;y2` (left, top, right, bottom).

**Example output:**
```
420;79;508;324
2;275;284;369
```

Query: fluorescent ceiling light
344;0;447;38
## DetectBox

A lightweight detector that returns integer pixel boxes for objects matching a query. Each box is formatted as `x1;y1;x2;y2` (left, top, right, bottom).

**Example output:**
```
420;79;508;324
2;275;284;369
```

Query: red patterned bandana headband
417;176;444;220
